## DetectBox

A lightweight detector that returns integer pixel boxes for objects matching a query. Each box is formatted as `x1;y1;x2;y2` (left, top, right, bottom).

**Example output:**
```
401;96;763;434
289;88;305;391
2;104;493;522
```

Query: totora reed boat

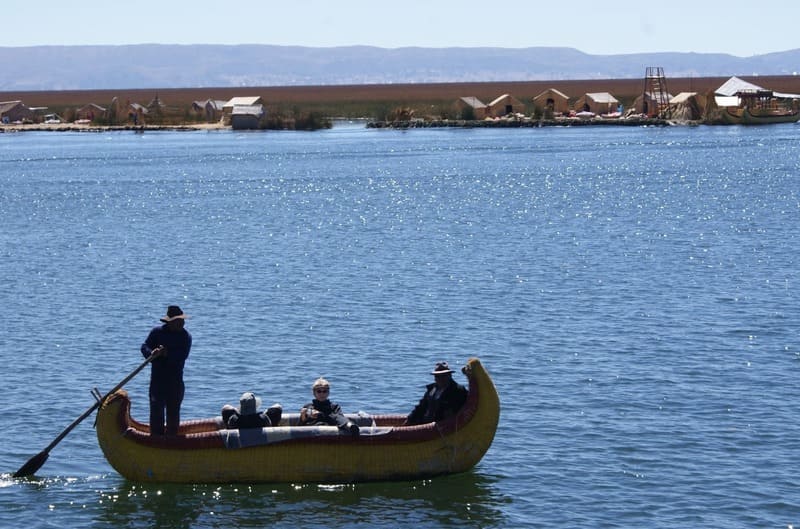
719;89;800;125
96;357;500;483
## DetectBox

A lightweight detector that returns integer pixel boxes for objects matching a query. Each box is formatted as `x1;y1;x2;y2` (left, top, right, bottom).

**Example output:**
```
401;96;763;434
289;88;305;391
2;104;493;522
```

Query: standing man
403;361;468;426
141;305;192;436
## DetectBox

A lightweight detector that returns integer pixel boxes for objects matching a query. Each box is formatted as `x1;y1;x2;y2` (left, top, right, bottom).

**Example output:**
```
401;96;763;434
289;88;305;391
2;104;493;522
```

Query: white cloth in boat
222;424;393;448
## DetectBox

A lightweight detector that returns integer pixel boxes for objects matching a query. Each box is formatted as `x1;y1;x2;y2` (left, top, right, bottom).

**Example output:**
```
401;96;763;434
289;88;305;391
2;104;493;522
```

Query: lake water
1;122;799;528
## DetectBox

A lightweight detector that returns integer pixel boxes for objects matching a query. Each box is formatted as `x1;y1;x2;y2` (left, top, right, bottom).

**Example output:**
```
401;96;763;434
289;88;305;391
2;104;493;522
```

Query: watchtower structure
643;67;672;118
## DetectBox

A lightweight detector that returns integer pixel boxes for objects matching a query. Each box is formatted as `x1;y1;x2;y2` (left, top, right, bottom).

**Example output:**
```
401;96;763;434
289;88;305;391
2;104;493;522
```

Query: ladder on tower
643;67;672;118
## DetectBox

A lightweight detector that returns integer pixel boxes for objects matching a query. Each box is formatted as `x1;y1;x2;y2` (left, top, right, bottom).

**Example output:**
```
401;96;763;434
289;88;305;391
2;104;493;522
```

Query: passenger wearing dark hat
141;305;192;436
403;361;468;426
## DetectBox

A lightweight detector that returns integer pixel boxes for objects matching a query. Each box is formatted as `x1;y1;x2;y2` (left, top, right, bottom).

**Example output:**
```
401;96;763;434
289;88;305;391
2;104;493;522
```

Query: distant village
2;73;799;131
0;95;272;130
378;75;800;127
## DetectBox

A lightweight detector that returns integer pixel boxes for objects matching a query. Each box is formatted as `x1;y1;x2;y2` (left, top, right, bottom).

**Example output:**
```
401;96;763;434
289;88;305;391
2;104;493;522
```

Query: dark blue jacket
141;324;192;394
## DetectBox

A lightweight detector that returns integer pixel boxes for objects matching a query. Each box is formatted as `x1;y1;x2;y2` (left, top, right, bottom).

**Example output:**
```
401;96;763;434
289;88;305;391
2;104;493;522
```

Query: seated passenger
221;392;282;429
299;377;359;436
403;361;468;426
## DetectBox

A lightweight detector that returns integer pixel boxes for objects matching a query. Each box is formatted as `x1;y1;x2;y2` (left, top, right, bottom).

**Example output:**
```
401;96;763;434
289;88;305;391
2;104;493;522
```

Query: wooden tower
643;67;672;118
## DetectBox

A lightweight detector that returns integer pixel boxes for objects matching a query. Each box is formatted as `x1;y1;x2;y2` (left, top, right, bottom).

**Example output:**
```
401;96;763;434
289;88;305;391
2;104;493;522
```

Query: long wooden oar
13;352;159;478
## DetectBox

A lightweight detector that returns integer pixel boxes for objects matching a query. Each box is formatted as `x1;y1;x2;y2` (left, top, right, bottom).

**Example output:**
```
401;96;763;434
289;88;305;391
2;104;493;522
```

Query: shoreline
2;117;687;133
367;116;677;128
0;122;227;133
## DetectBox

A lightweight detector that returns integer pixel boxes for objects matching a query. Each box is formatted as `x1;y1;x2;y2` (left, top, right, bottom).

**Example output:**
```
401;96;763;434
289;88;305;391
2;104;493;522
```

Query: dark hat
431;361;454;375
160;305;188;322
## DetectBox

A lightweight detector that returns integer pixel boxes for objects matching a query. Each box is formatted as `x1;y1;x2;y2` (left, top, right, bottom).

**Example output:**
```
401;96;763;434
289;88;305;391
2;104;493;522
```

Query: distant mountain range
1;44;799;91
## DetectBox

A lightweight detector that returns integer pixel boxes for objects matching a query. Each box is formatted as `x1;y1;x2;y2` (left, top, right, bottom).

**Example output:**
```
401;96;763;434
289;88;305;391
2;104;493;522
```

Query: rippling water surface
1;123;799;528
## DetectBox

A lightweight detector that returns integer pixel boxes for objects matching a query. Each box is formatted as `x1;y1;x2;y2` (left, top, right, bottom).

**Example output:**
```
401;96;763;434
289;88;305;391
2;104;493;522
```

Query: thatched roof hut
0;100;35;123
76;103;107;121
574;92;619;115
669;92;706;121
488;94;525;117
453;96;487;119
632;91;674;116
533;88;570;115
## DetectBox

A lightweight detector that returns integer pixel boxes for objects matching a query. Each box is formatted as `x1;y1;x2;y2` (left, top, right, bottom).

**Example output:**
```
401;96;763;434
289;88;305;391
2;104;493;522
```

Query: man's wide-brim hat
160;305;188;322
431;361;454;375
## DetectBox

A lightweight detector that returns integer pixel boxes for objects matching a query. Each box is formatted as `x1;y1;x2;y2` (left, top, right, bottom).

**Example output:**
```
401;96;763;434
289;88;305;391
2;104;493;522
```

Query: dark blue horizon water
1;123;799;528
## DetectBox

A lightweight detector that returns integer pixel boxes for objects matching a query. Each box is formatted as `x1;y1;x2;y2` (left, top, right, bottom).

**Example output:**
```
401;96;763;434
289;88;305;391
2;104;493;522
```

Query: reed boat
719;89;800;125
96;357;499;483
721;106;800;125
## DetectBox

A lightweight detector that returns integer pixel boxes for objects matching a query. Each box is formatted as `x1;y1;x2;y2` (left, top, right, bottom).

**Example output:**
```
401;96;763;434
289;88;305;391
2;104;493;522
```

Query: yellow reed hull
96;358;499;483
721;106;800;125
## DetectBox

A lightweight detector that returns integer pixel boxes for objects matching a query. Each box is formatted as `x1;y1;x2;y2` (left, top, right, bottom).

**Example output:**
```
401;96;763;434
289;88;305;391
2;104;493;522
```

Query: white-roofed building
715;76;800;107
714;96;740;108
230;104;265;130
223;96;263;113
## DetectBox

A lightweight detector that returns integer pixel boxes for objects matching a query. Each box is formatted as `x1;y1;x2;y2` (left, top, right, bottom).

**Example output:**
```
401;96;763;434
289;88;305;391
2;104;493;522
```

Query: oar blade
13;451;49;478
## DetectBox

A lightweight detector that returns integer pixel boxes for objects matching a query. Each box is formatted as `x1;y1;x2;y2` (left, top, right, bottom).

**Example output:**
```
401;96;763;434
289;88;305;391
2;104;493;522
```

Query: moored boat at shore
718;89;800;125
96;357;499;483
721;106;800;125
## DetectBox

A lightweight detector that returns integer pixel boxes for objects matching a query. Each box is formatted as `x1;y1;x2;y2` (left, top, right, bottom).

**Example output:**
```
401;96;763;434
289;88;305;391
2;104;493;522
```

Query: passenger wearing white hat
299;377;359;436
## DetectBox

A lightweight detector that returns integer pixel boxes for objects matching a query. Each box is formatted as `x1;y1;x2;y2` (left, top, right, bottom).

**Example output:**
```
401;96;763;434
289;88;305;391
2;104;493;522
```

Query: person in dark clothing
221;392;282;429
299;377;359;436
403;361;468;426
141;305;192;436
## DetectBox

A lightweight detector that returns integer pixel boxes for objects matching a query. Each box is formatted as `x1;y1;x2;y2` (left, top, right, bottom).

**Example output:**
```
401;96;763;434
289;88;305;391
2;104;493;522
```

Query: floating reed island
2;74;799;131
367;115;673;128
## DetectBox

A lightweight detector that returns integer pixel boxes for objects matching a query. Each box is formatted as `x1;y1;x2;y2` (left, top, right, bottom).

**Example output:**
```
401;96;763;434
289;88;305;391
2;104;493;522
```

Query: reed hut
0;100;35;123
453;96;487;119
488;94;525;117
632;91;674;117
76;103;107;121
574;92;619;115
669;92;706;121
533;88;570;115
192;99;226;121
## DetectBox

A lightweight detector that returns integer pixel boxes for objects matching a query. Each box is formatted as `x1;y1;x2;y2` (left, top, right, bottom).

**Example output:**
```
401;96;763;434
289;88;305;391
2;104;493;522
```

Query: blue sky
4;0;798;57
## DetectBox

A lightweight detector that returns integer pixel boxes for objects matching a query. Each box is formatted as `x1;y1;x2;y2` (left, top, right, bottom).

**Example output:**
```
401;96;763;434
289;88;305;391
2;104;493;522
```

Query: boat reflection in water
96;472;508;529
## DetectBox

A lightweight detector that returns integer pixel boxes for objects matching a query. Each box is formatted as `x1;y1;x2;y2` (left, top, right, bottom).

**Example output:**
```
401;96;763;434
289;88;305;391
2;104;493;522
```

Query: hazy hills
1;44;799;91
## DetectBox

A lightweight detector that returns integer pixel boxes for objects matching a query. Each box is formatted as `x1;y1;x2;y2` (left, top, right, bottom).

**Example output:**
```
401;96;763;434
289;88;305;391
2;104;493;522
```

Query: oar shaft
16;352;158;475
44;353;156;451
104;353;157;399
